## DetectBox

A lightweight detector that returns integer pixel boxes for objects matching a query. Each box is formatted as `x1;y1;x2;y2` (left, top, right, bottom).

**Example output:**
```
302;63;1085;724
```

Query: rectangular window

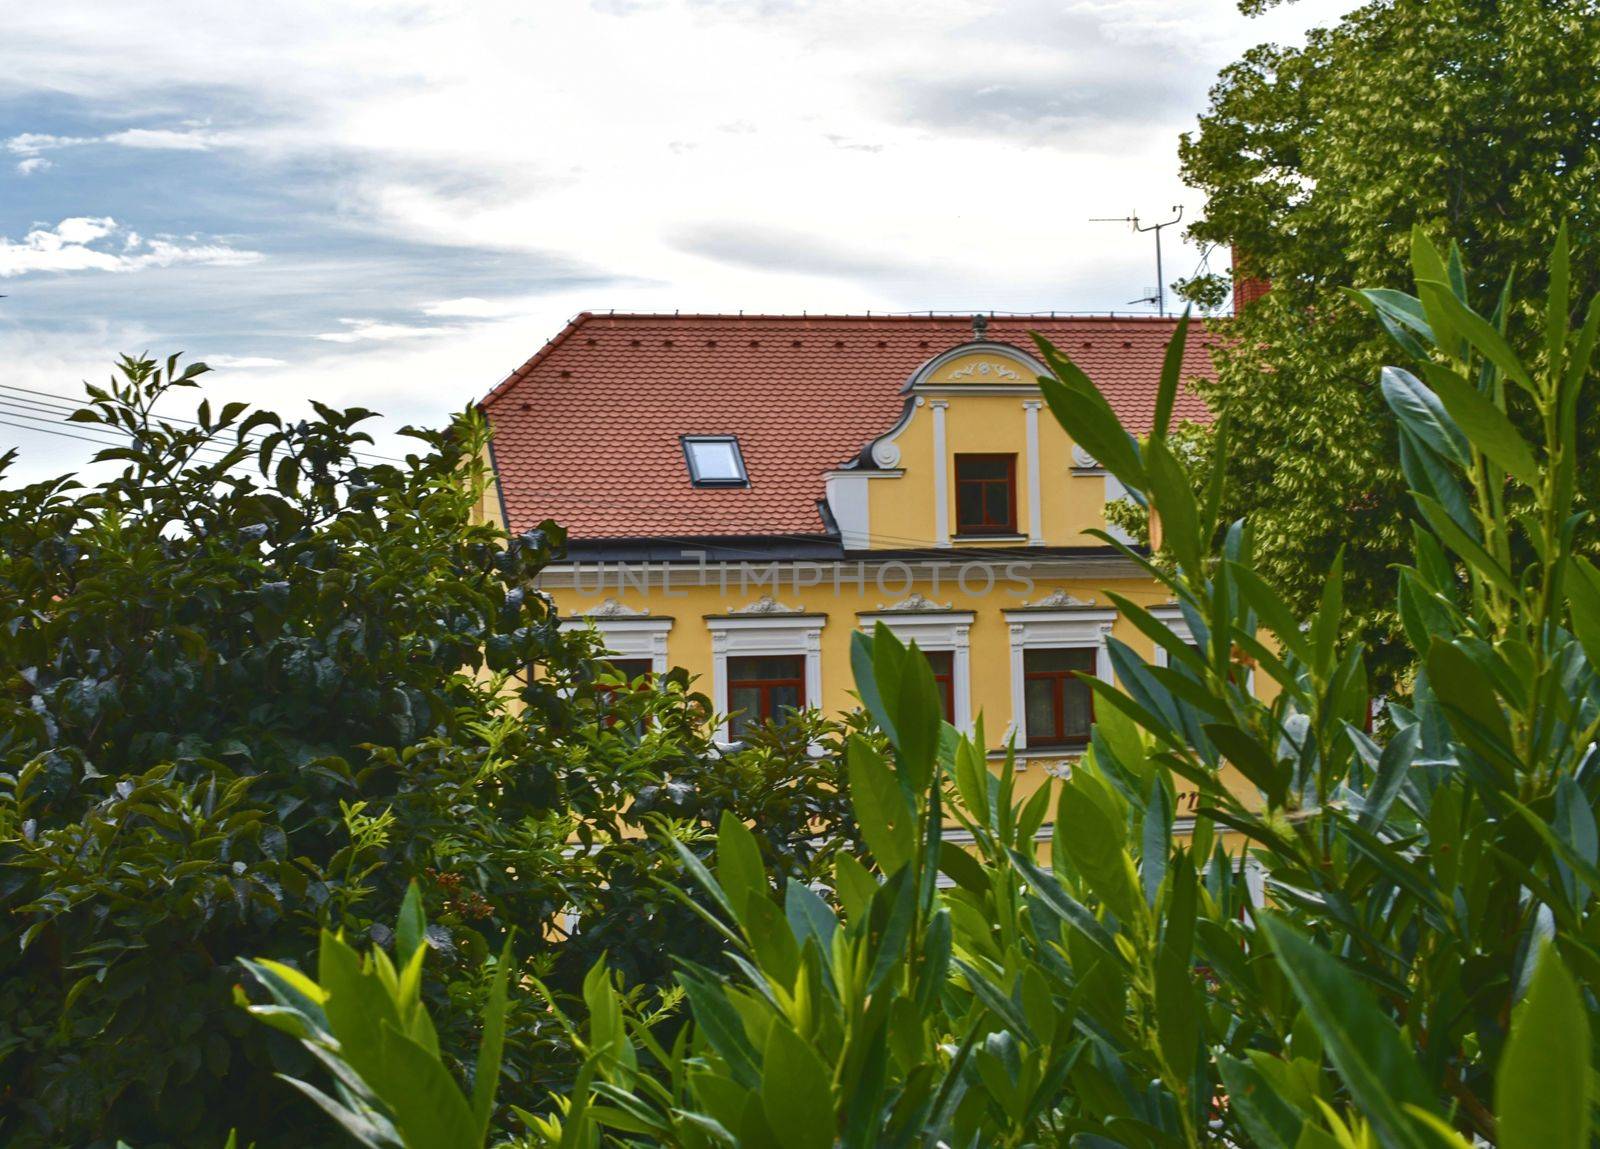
683;436;748;486
727;654;805;740
954;454;1017;536
924;648;955;723
1023;647;1096;747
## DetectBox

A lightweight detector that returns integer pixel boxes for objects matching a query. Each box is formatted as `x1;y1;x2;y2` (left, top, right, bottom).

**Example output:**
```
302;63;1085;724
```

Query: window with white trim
1004;607;1115;752
708;613;824;744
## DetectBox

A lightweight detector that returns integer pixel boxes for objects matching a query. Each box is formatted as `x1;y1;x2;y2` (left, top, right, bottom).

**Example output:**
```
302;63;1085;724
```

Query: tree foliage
0;358;853;1147
1177;0;1600;685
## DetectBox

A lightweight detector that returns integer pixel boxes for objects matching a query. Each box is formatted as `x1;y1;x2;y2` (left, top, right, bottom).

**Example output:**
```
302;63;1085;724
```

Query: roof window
682;435;748;487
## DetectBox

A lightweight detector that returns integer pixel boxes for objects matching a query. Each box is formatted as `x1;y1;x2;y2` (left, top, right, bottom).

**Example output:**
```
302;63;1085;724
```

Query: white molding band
1023;399;1044;546
559;616;674;674
1001;607;1116;750
931;400;950;548
706;613;827;743
857;610;976;732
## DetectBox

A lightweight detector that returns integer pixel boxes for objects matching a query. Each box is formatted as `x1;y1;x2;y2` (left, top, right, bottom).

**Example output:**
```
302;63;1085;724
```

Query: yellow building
479;311;1219;813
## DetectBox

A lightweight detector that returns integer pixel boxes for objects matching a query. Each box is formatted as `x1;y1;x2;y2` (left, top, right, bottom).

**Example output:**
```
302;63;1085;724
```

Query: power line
0;382;406;465
0;403;249;461
0;418;139;450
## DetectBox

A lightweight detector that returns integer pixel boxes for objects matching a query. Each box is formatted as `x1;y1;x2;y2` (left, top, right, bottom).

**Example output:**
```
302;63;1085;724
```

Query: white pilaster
931;401;950;547
1023;400;1044;546
1008;622;1027;749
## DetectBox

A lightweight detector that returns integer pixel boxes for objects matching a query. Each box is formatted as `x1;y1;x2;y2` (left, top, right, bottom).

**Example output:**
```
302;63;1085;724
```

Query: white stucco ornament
580;597;651;618
875;592;953;612
728;594;805;615
1019;588;1097;609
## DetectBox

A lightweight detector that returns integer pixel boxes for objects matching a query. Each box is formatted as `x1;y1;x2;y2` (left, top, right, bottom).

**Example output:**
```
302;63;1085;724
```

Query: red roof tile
481;313;1216;539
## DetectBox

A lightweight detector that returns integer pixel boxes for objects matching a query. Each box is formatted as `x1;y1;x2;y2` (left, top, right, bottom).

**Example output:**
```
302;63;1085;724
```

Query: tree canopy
1178;0;1600;682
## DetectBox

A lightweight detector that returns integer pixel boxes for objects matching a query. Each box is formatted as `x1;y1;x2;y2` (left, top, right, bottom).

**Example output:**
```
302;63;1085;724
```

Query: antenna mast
1090;205;1184;316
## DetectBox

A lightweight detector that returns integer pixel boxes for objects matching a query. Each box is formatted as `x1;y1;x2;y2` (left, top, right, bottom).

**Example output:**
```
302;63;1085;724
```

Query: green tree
1178;0;1600;684
0;357;851;1147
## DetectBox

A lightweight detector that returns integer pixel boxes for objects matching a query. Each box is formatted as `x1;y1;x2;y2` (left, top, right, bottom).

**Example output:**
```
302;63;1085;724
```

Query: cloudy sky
0;0;1350;483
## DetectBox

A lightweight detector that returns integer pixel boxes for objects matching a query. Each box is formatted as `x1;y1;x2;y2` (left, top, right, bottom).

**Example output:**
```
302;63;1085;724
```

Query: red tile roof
481;313;1216;539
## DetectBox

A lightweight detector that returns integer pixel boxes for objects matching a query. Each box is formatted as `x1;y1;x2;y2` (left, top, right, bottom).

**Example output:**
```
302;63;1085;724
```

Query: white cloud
15;157;52;175
5;126;235;159
54;216;117;245
6;132;91;155
102;127;235;150
204;354;289;368
0;217;262;277
420;296;540;320
312;318;461;343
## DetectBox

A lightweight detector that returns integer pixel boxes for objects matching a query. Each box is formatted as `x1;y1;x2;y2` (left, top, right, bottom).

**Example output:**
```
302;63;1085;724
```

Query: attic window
682;436;748;487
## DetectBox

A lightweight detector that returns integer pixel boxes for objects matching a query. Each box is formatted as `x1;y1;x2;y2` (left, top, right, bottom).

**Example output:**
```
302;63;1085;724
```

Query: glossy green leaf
717;810;768;918
846;735;913;874
1057;780;1140;925
1497;947;1589;1149
761;1024;836;1149
1413;363;1540;484
1381;365;1470;467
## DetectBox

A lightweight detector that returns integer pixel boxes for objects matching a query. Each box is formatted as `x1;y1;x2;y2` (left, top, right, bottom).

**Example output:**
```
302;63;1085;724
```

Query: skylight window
682;436;748;486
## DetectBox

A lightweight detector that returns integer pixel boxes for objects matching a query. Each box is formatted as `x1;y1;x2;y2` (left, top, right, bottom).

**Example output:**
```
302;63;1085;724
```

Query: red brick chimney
1232;246;1270;314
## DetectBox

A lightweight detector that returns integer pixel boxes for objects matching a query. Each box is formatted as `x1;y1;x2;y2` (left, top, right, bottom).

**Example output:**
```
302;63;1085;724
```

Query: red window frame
924;649;956;723
1023;647;1096;747
954;454;1018;536
727;655;806;737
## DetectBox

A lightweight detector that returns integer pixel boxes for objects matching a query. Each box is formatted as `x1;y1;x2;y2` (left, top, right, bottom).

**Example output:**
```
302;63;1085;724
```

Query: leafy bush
0;360;853;1147
252;227;1600;1147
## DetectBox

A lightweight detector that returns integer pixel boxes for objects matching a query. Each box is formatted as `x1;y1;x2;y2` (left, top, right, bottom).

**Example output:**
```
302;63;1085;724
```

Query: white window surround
707;613;826;744
856;608;976;732
1148;604;1192;668
1003;606;1116;751
559;612;673;675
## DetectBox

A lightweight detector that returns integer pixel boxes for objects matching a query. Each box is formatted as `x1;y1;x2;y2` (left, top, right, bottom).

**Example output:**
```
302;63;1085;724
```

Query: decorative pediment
874;592;953;612
946;357;1022;382
578;597;651;618
727;594;804;615
904;341;1048;392
1017;588;1099;610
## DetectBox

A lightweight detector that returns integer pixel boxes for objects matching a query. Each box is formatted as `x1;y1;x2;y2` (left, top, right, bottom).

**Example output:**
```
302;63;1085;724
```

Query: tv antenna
1090;205;1184;316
